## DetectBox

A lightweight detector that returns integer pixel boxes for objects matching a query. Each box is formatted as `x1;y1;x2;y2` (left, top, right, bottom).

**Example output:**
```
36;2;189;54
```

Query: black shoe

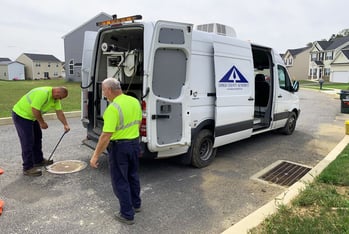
23;168;42;177
115;213;135;225
134;207;142;213
34;158;53;167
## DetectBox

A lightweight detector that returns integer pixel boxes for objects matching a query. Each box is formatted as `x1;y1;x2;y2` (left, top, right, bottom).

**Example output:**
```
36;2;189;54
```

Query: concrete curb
0;111;81;126
222;134;349;234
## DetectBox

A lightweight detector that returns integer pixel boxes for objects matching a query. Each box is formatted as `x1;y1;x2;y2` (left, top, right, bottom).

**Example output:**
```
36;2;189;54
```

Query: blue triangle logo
219;66;248;83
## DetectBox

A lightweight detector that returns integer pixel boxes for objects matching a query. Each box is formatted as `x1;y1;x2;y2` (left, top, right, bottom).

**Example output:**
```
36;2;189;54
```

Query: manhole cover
46;160;87;174
258;161;312;187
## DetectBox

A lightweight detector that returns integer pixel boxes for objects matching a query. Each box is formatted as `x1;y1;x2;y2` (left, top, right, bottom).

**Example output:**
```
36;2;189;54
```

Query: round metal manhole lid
46;160;87;174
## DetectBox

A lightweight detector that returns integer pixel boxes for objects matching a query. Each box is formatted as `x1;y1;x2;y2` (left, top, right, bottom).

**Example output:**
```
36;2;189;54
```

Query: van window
278;65;292;91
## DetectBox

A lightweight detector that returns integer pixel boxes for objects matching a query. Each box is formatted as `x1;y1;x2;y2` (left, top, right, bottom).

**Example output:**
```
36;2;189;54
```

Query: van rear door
146;21;192;153
213;39;254;147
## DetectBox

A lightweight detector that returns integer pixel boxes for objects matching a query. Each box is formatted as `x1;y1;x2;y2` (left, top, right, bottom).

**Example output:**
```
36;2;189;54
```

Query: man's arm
90;132;113;168
56;110;70;132
32;108;48;129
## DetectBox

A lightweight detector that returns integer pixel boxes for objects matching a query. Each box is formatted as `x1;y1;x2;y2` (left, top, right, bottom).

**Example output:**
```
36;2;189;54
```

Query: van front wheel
190;129;216;168
280;112;297;135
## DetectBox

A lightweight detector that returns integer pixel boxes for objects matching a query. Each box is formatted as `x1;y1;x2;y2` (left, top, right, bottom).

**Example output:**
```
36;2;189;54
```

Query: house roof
326;35;349;50
62;12;112;39
316;41;331;50
0;58;11;62
314;61;324;66
0;61;24;65
342;50;349;60
315;35;349;51
23;53;61;62
288;47;310;57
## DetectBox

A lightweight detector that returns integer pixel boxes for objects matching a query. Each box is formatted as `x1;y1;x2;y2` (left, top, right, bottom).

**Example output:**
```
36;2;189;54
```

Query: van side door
213;39;254;147
146;21;192;153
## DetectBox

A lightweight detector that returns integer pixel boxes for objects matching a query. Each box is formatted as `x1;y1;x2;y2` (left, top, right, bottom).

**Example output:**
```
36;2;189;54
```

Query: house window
48;63;51;67
35;63;41;67
319;52;324;61
4;72;7;76
324;68;331;76
325;51;333;60
311;53;317;61
69;60;74;75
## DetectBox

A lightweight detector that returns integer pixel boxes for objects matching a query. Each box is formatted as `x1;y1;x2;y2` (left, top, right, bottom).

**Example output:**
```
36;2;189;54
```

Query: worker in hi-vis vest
12;86;70;177
90;78;142;225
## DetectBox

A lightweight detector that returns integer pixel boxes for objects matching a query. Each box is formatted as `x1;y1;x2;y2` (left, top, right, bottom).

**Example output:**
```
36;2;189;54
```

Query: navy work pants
12;111;44;170
108;139;141;220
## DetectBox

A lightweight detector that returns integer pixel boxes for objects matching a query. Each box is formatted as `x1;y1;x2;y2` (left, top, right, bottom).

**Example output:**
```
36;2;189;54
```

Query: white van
81;15;300;168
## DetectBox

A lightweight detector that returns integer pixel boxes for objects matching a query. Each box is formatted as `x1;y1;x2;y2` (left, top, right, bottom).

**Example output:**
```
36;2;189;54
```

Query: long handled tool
47;130;69;162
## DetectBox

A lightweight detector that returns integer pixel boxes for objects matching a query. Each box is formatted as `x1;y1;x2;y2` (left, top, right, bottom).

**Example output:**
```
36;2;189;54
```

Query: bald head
52;87;68;100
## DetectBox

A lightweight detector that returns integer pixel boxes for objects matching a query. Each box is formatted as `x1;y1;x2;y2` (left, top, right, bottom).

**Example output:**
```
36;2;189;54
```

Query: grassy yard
0;79;81;118
300;80;349;91
249;144;349;234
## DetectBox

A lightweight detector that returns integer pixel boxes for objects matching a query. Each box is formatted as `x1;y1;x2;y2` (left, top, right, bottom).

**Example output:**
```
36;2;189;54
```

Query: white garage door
331;71;349;83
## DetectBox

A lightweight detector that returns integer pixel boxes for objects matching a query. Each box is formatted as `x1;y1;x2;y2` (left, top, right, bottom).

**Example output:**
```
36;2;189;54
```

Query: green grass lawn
0;79;81;118
300;80;349;91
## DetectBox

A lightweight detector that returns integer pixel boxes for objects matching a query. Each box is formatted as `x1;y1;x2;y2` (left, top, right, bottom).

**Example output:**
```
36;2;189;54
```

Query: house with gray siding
62;12;112;81
16;53;62;80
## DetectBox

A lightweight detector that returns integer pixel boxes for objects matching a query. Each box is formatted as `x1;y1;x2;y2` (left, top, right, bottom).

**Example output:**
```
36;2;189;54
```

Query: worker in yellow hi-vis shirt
90;78;142;225
12;86;70;177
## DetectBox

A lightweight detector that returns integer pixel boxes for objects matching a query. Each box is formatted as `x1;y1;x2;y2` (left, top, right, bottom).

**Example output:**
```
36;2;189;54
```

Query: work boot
34;158;53;167
115;213;135;225
23;168;42;177
134;207;142;213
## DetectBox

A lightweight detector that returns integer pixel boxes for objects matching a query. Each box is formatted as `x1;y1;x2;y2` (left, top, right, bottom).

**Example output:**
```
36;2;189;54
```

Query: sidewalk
222;134;349;234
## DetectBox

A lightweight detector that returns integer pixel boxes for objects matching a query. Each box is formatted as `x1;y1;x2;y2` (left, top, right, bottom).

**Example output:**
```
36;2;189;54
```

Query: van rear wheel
190;129;216;168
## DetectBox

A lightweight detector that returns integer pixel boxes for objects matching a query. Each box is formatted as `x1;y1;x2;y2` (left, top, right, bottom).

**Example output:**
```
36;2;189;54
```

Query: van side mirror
292;80;299;92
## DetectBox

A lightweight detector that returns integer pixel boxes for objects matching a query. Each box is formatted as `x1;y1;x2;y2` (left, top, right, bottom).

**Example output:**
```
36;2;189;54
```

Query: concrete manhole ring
46;160;87;174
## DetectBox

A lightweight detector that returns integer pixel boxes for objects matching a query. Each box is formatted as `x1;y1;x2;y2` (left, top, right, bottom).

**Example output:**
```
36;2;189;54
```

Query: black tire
280;112;297;135
190;129;216;168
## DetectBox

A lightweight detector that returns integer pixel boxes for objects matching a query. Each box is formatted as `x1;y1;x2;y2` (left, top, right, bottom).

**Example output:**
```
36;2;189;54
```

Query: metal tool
47;130;69;162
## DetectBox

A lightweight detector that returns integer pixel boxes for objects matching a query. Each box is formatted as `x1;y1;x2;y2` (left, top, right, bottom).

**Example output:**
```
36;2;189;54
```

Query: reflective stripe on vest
26;88;49;106
110;102;140;130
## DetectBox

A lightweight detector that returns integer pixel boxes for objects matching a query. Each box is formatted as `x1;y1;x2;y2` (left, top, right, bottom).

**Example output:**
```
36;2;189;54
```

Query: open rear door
81;31;97;125
146;21;192;153
213;39;254;147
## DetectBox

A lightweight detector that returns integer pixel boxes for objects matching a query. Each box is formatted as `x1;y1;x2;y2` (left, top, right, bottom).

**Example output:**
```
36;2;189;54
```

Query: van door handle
152;114;170;119
248;97;254;101
278;95;283;98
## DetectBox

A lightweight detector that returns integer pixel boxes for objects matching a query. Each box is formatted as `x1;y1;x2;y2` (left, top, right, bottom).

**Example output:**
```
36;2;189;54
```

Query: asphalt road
0;89;346;234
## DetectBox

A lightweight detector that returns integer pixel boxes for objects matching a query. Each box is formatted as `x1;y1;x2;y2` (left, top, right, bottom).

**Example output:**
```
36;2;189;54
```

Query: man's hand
39;121;48;129
90;155;99;168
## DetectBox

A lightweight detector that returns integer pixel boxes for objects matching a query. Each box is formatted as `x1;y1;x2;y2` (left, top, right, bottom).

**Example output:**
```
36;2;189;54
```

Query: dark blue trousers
108;139;141;220
12;111;44;170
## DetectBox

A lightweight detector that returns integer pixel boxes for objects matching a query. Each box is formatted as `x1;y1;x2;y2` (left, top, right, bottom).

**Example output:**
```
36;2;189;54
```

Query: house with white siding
309;36;349;82
0;59;25;80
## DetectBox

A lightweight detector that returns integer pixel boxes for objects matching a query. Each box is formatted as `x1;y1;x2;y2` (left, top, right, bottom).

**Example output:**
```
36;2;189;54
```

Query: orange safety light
96;15;142;27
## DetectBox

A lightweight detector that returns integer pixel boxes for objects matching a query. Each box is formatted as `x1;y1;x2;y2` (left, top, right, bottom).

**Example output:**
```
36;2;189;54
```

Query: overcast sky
1;0;348;61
